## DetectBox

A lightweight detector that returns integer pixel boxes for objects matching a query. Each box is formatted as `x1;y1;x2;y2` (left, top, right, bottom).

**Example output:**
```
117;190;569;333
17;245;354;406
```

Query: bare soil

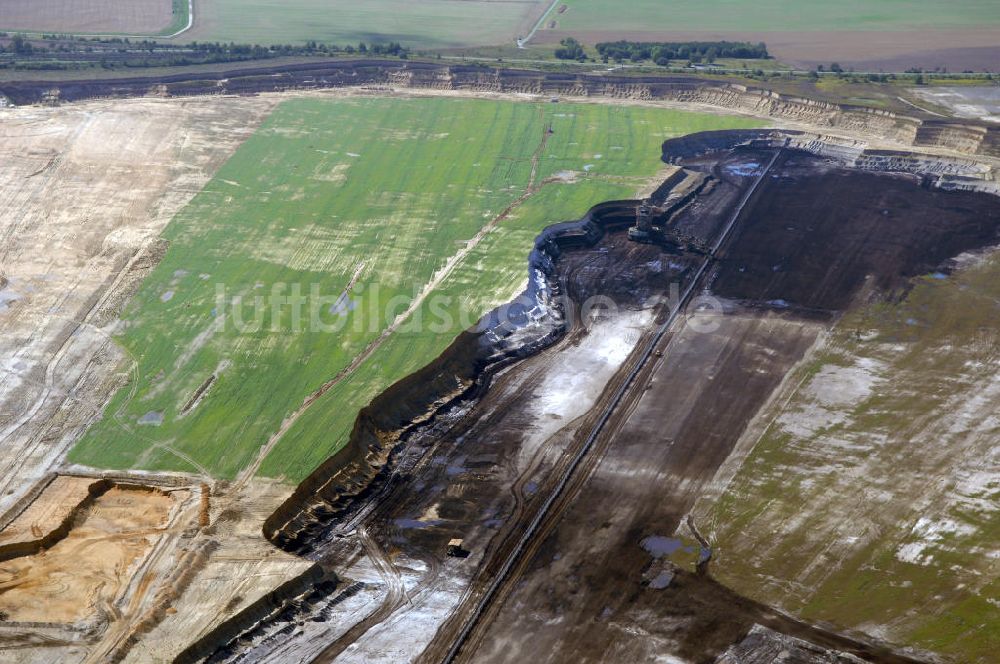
0;0;173;34
0;476;96;552
0;96;276;521
711;150;1000;311
536;28;1000;71
0;486;176;623
445;151;1000;663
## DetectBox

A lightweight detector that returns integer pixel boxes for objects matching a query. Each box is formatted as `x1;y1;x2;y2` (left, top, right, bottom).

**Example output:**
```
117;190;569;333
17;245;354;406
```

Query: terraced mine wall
662;128;998;193
174;564;328;664
3;60;1000;158
263;200;637;554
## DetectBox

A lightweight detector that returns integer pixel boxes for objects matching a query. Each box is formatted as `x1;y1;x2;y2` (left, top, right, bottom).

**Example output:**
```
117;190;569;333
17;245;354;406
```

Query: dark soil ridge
173;564;330;664
3;59;1000;158
662;127;997;193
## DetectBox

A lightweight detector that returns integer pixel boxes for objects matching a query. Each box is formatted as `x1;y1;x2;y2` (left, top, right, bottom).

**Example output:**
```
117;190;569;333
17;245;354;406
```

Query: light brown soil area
537;28;1000;71
0;0;173;34
122;479;313;663
0;95;277;522
0;486;175;623
0;476;95;548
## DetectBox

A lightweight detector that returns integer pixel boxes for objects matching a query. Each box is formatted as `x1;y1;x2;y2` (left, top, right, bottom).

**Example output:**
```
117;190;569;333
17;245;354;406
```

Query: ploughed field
204;144;1000;663
539;0;1000;70
68;96;761;481
0;0;179;35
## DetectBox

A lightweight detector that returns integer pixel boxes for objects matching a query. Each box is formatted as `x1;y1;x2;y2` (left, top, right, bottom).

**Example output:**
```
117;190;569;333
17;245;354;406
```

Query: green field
552;0;1000;34
68;96;761;482
695;258;1000;662
186;0;545;47
163;0;191;35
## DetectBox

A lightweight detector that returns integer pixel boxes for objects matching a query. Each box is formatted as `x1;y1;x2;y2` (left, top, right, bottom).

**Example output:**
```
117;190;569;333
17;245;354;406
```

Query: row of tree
595;40;769;65
0;35;410;69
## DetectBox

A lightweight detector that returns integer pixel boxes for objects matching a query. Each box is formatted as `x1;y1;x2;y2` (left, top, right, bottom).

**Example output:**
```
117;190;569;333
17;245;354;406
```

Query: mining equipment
627;200;656;243
447;538;471;558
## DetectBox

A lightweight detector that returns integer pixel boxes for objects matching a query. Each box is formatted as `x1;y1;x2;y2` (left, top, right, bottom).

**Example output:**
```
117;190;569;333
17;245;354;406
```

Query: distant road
517;0;561;48
167;0;195;39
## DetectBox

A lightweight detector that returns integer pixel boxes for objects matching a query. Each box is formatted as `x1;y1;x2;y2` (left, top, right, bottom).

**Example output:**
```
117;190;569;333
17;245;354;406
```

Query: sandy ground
0;0;173;34
0;476;96;549
0;486;177;623
0;96;277;519
123;479;313;663
911;86;1000;123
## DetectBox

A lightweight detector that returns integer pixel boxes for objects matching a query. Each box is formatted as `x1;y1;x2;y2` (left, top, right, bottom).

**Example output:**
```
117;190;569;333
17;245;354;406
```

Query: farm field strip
551;0;1000;34
185;0;547;47
540;0;1000;70
68;96;761;482
0;0;180;36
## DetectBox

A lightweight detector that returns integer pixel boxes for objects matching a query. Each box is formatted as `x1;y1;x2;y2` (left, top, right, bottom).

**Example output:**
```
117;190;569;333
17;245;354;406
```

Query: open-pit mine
1;62;998;664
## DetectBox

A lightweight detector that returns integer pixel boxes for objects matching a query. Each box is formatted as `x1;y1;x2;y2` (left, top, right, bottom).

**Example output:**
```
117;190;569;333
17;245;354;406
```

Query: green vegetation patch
162;0;191;36
69;96;761;481
699;256;1000;663
189;0;545;47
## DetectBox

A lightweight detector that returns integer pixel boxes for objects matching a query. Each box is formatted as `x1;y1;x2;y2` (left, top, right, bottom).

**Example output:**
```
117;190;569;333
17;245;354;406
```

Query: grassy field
68;95;761;481
694;257;1000;662
186;0;545;47
552;0;1000;34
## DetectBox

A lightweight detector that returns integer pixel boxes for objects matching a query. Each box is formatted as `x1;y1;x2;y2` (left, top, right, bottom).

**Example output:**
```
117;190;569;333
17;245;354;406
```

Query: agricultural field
0;0;182;36
692;253;1000;662
540;0;1000;70
67;95;762;482
552;0;1000;34
184;0;547;48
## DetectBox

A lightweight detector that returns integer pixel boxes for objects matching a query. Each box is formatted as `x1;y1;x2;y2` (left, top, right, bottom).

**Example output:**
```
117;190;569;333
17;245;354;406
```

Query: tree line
594;40;769;65
0;34;409;70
